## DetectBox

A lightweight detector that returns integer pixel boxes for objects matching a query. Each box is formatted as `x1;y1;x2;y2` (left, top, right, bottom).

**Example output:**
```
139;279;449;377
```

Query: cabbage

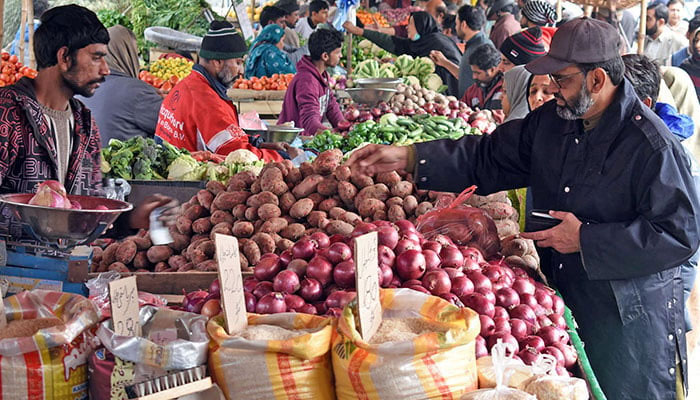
167;155;206;180
225;149;259;164
423;73;443;91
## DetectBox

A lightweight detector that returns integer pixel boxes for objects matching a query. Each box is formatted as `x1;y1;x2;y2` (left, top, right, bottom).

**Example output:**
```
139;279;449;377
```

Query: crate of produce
228;88;287;101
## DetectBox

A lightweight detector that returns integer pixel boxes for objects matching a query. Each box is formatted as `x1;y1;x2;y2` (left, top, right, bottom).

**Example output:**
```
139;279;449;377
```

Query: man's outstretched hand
344;144;411;176
130;194;179;230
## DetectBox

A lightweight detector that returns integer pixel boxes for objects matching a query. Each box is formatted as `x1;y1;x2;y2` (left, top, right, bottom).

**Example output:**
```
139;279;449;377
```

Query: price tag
0;299;6;330
354;231;382;341
109;276;141;337
215;233;247;334
233;1;255;41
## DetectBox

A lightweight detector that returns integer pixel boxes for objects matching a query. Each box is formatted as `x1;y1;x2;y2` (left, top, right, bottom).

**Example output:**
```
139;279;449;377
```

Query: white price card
215;233;247;334
354;231;382;341
0;298;6;330
109;276;141;337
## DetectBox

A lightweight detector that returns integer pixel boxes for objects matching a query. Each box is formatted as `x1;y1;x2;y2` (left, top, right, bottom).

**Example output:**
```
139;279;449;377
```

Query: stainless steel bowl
344;88;397;106
354;78;403;90
0;194;132;249
244;125;303;143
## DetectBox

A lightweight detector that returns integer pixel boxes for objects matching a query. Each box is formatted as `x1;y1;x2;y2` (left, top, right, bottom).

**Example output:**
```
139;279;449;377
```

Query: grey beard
555;82;594;120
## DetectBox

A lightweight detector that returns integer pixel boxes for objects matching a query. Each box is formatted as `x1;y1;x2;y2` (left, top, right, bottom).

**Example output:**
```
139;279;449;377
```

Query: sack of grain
0;290;101;400
207;312;335;400
332;288;480;400
91;306;210;399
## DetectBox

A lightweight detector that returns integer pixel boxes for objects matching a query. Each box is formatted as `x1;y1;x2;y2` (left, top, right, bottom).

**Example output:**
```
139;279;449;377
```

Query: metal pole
19;0;26;64
0;0;5;51
556;0;562;22
27;0;33;69
638;0;648;54
346;33;353;73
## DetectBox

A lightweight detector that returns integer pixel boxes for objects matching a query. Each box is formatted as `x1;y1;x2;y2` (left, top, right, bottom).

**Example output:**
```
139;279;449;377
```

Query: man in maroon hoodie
278;29;347;135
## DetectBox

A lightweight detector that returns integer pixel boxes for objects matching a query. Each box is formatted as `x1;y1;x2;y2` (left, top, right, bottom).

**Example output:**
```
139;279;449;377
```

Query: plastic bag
208;313;335;400
86;272;167;320
476;356;534;389
416;186;501;258
0;290;101;400
332;288;479;400
517;354;589;400
239;111;266;131
460;341;536;400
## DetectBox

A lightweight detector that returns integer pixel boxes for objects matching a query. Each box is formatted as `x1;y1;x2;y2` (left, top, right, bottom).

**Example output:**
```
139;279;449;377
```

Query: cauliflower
423;73;443;92
225;149;259;164
167;155;206;180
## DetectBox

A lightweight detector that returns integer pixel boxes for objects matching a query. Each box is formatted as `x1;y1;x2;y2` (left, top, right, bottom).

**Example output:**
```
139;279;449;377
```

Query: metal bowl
344;88;397;106
0;194;132;249
354;78;403;90
244;125;303;143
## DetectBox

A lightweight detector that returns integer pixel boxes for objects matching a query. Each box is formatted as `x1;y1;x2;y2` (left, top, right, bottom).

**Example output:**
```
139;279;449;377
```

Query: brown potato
192;217;212;234
197;240;216;258
319;197;340;212
258;203;282;221
388;204;407;222
196;260;219;272
252;232;276;254
169;230;190;252
325;220;354;236
308;211;329;228
232;221;255;237
206;180;227;196
299;162;315;178
183;204;206;221
312;149;343;175
338;181;358;205
317;177;338;196
108;262;130;273
189;249;209;265
358;198;386;218
376;171;401;186
373;210;387;221
334;165;352;181
213;191;250;211
168;255;189;270
415;202;434;216
131;236;152;251
232;204;247;220
351;172;374;188
390;181;413;198
177;262;195;272
245;206;259;221
292;174;324;198
339;211;362;226
281;223;306;240
290;198;314;219
285;167;303;185
250;180;262;194
260;217;288;234
403;195;418;216
147;246;173;264
133;251;151;270
328;207;346;220
277;238;294;251
257;191;280;206
279;192;296;213
154;262;170;272
176;216;193;236
115;240;137;264
386;196;403;208
197;190;214;210
102;242;120;266
210;210;234;225
241;239;261;265
210;222;233;240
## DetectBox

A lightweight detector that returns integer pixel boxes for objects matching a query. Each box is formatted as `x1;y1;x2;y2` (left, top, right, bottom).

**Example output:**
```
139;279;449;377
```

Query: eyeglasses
548;71;584;89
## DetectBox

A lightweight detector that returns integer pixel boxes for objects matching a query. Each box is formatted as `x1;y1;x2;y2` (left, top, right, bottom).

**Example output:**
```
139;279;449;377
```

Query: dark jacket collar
193;63;230;101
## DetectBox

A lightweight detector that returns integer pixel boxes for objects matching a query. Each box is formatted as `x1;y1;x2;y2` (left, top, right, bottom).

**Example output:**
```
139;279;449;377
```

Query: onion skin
299;278;323;302
255;292;287;314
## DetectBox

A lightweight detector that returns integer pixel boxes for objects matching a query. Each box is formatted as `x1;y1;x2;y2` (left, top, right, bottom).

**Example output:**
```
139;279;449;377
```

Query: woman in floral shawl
245;24;297;79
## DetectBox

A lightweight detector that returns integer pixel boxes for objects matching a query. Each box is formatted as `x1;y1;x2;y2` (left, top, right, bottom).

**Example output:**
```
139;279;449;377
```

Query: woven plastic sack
208;312;335;400
332;288;480;400
416;186;501;258
0;290;101;400
460;342;536;400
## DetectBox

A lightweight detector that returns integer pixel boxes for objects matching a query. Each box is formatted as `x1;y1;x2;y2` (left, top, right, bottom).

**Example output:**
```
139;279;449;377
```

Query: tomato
239;83;249;89
1;53;8;61
277;84;287;90
14;73;22;81
252;82;263;90
26;70;37;79
139;70;148;80
161;81;173;92
9;55;18;64
169;75;178;85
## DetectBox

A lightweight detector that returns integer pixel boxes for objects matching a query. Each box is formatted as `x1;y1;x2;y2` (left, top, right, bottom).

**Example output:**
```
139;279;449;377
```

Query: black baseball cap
526;17;621;75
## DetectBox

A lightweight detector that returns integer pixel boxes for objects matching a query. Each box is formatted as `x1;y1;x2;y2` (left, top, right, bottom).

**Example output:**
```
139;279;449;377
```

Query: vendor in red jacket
462;43;504;111
277;28;347;135
156;21;296;161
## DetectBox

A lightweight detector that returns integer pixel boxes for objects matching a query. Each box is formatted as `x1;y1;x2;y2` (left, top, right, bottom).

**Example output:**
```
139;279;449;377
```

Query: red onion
333;260;356;288
373;220;392;228
521;335;546;351
475;335;488;358
286;259;308;278
496;287;520;309
439;293;464;307
422;240;442;254
279;249;293;267
549;313;568;330
402;230;421;244
538;314;553;329
422;270;451;295
395;239;421;254
183;290;208;313
313;301;327;315
482;265;503;282
493;306;509;320
509;318;528;340
518;347;540;365
463;257;480;271
512;267;529;278
396;250;427;280
535;288;554;311
300;303;317;315
476;288;496;304
512;278;536;296
380;265;394;287
292;238;317;260
401;279;423;288
509;304;537;324
253;281;274;299
256;292;287;314
552;295;565;315
422;249;441;271
327;242;352;264
389;277;402;287
433;234;455;248
329;234;346;244
284;294;305;311
520;293;538;308
326;307;343;317
325;290;356;309
494;317;511;334
542;346;565;367
450;276;474;298
352;222;377;238
243;277;259;293
307;255;333;286
462;293;495;317
532;303;547;318
324;284;340;297
273;270;301;293
444;267;465;280
310;232;331;249
253;254;281;281
245;292;256;312
487;332;519;356
439;246;464;269
552;342;578;368
461;246;485;264
299;278;323;302
394;219;416;233
377;226;399;250
501;266;515;281
538;325;568;346
466;271;492;292
378;245;396;268
408;285;431;294
479;315;496;337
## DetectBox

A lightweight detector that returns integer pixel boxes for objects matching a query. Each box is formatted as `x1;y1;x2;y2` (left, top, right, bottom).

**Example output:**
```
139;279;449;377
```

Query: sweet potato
183;204;206;221
334;165;352;181
258;191;280;206
228;171;256;190
285;167;303;185
261;217;288;234
495;219;519;239
214;191;250;211
317;177;338;196
206;180;226;196
186;237;209;259
254;220;265;231
292;174;324;198
108;262;130;273
376;171;401;186
245;206;259;221
281;223;306;240
339;211;362;226
210;210;234;225
373;210;387;221
147;246;173;264
176;216;193;236
154;262;170;272
197;240;216;258
325;220;354;236
351;172;374;188
391;181;413;198
308;193;324;208
481;202;518;221
168;255;189;270
313;149;343;175
210;222;233;239
131;236;152;251
232;221;255;237
258;203;282;221
102;242;120;266
191;234;209;243
169;230;190;252
189;248;209;265
415;202;434;216
402;195;419;215
260;167;284;189
357;184;390;205
196;260;219;272
278;192;295;213
177;262;195;272
308;211;329;228
388;204;407;222
328;207;346;220
133;251;151;270
250;180;262;194
299;162;315;178
338;181;358;205
192;217;212;234
252;232;276;254
197;190;214;210
290;198;314;219
277;238;294;252
115;240;137;264
358;198;386;218
241;239;261;265
232;204;247;220
187;196;200;207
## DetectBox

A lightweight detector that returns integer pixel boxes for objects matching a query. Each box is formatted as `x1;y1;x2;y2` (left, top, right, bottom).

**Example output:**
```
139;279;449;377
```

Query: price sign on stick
109;276;141;337
215;234;247;334
354;231;382;341
0;299;6;330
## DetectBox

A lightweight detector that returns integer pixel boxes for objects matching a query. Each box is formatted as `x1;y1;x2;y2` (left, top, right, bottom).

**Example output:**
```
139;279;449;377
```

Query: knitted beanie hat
499;26;547;65
199;21;248;60
522;0;557;26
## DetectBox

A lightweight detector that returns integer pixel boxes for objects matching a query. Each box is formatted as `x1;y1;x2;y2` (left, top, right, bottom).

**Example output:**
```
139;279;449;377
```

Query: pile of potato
93;150;439;273
466;192;520;239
